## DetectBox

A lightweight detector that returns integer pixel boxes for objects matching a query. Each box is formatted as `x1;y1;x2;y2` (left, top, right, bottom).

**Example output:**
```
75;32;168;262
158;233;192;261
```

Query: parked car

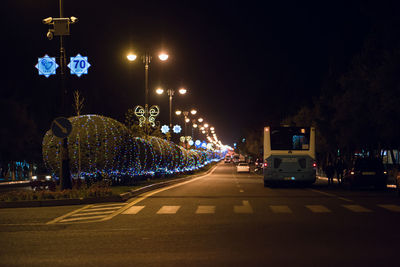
343;157;388;189
236;163;250;173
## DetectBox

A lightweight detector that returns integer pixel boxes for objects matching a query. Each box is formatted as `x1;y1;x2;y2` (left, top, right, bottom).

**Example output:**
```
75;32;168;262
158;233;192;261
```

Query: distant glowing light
190;109;197;115
198;118;204;123
179;88;187;94
175;110;182;116
193;124;198;128
195;140;201;146
188;140;194;146
159;53;169;61
204;124;209;128
185;118;190;123
127;54;137;61
156;88;164;95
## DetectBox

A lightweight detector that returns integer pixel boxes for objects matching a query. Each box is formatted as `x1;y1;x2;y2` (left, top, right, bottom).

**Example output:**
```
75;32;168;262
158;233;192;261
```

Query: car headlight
32;176;37;180
45;175;51;180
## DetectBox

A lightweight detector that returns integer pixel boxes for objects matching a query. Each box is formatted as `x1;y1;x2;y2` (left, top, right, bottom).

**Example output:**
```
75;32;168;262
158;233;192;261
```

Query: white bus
263;126;316;186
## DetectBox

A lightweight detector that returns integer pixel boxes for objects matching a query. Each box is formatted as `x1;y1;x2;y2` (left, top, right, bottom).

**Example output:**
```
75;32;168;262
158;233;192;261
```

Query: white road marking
196;205;216;214
234;200;253;214
80;206;125;212
378;204;400;212
122;206;145;214
99;165;219;222
343;205;372;213
305;205;331;213
70;210;115;217
59;215;107;223
46;204;94;224
270;205;292;213
157;206;181;214
90;203;126;208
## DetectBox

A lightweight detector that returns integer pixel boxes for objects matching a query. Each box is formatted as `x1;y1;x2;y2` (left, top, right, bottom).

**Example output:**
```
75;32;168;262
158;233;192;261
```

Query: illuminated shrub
42;115;137;177
42;115;222;179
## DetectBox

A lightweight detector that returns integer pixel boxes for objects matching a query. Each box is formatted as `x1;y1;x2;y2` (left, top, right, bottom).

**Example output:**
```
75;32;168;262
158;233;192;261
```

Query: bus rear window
270;127;310;150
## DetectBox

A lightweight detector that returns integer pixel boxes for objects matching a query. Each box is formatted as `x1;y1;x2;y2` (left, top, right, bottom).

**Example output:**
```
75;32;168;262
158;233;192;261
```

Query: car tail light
264;162;268;167
312;162;317;168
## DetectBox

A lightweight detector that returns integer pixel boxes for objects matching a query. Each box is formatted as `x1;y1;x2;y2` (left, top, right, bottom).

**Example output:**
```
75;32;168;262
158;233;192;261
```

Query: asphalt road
1;163;400;266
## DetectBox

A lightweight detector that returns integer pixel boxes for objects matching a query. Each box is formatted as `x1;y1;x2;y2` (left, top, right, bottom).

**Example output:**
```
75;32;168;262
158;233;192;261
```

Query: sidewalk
0;163;219;209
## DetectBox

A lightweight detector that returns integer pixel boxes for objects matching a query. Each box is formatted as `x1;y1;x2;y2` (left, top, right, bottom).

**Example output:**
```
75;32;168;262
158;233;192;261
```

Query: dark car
343;157;388;189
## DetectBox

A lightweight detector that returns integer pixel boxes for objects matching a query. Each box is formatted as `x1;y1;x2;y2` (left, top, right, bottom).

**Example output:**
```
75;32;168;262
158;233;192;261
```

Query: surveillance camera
42;17;53;24
69;16;78;24
47;30;53;40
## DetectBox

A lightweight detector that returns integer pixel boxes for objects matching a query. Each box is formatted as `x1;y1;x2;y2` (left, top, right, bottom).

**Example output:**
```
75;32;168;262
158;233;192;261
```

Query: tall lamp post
156;87;187;128
42;0;78;190
127;51;168;136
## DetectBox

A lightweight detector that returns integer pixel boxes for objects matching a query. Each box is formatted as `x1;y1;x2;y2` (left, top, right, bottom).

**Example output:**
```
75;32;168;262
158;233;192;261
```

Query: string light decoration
42;114;224;180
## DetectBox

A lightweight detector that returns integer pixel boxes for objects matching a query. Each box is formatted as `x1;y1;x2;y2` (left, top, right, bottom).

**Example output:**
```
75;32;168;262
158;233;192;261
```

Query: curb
0;195;123;209
120;163;219;200
0;163;220;209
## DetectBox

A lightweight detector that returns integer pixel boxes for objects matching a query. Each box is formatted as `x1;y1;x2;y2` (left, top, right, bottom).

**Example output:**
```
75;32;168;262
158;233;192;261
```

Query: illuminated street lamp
198;118;204;123
126;51;169;136
156;87;187;128
175;109;197;147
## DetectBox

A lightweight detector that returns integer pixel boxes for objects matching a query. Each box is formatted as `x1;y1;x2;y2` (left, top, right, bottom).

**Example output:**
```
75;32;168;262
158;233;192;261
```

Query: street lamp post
156;87;187;129
42;0;78;190
127;51;168;137
175;109;197;148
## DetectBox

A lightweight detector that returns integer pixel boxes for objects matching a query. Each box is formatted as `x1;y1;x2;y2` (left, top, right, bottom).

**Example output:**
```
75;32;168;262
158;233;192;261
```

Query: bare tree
73;90;84;180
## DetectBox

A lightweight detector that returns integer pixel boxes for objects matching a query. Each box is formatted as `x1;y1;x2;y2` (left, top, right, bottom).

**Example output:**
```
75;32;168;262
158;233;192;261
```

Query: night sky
3;1;382;145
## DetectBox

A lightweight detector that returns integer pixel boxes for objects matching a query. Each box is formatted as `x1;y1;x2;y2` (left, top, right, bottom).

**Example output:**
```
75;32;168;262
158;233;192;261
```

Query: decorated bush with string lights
42;114;222;183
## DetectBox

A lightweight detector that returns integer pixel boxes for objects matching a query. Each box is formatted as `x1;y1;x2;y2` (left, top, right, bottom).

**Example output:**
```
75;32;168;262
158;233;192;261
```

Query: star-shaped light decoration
173;125;182;134
161;125;170;134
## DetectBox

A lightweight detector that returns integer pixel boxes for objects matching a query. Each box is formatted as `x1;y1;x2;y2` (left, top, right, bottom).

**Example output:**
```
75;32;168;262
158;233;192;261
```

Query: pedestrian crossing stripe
157;206;181;214
234;200;253;213
305;205;331;213
48;203;400;224
343;205;372;213
377;204;400;212
122;206;145;214
196;205;216;214
70;210;115;217
270;205;292;213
